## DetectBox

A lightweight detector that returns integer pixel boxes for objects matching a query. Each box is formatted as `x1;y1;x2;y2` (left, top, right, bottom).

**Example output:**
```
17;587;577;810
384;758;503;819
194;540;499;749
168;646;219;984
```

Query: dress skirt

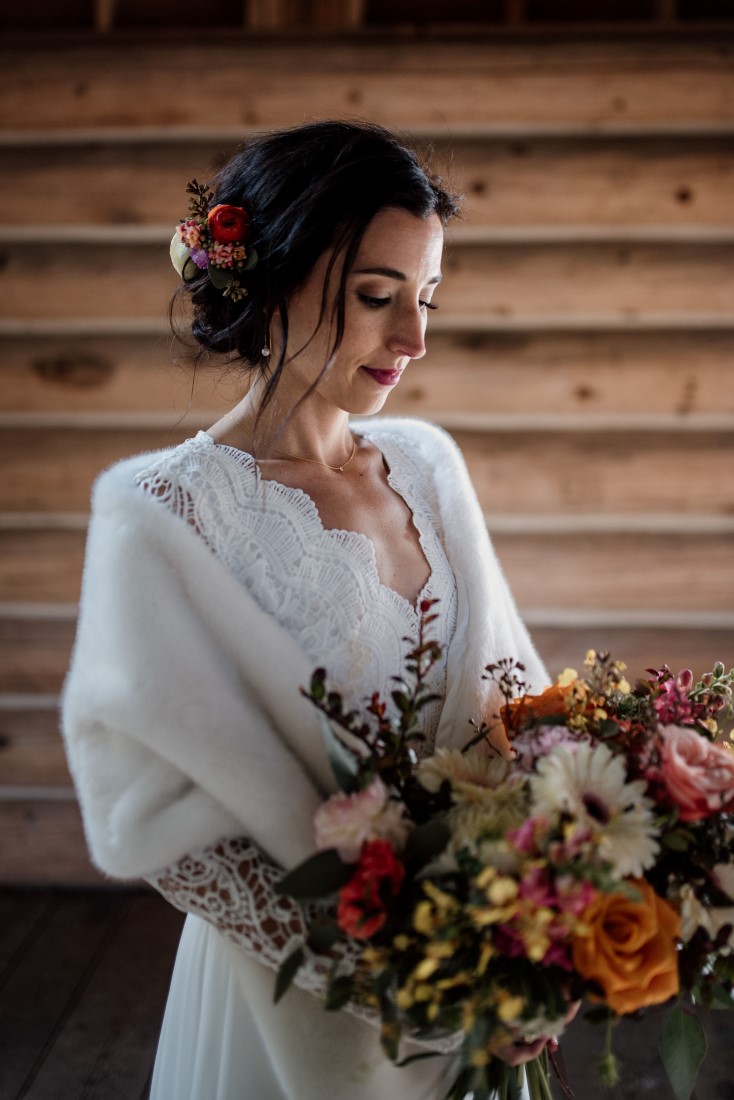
150;915;473;1100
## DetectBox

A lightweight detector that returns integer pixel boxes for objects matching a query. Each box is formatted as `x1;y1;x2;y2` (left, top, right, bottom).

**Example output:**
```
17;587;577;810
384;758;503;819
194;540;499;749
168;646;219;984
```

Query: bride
62;120;565;1099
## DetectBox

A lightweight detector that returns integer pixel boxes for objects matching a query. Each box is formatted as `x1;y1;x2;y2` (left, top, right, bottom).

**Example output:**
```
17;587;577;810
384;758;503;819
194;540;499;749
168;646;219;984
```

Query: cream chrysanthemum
418;747;512;804
452;788;528;863
530;742;660;877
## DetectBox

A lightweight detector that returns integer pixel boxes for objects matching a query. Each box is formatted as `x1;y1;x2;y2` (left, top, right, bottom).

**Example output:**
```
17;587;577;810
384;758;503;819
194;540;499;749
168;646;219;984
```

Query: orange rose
572;879;681;1015
501;682;573;737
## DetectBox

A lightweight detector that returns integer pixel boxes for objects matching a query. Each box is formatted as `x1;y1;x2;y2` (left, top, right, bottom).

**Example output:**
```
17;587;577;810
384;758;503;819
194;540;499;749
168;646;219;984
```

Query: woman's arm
145;836;461;1052
145;834;331;985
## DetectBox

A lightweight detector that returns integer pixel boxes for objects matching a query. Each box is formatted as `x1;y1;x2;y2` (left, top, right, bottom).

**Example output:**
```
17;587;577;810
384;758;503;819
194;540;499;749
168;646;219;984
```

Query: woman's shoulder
352;416;466;471
90;431;256;518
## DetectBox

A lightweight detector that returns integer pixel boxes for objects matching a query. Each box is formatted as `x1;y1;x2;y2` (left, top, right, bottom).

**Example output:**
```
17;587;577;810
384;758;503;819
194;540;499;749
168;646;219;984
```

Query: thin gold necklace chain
224;413;357;473
272;436;356;473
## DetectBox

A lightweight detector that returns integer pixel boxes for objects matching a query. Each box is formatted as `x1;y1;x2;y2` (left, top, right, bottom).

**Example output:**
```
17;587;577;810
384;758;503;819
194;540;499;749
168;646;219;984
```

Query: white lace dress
135;426;462;1100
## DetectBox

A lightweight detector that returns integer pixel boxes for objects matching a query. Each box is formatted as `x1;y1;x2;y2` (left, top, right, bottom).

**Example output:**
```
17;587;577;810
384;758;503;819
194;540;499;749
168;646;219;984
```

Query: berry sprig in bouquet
274;603;734;1100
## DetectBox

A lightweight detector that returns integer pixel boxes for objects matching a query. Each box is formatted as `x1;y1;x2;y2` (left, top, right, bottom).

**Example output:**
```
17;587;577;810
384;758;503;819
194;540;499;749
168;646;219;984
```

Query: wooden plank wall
0;33;732;884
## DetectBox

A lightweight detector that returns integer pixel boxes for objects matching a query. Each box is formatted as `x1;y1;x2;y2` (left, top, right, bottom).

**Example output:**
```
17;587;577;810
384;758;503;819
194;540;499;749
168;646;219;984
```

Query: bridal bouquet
274;601;734;1100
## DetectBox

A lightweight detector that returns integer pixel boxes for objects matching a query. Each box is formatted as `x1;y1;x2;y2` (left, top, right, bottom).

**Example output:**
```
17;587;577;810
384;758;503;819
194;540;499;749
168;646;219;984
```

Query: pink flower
511;724;591;773
494;925;526;959
314;778;412;862
177;219;201;249
507;815;550;855
207;241;231;267
654;670;697;725
519;866;555;908
555;875;597;916
542;939;573;971
657;725;734;822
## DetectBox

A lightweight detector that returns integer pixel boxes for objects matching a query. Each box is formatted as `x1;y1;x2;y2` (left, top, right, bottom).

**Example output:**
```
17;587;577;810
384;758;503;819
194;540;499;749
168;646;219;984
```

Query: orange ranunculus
572;879;681;1015
207;203;251;243
500;682;574;737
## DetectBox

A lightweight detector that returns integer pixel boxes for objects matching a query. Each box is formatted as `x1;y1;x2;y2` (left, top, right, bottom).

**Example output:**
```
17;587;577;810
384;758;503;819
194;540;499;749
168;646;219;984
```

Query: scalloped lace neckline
193;429;433;617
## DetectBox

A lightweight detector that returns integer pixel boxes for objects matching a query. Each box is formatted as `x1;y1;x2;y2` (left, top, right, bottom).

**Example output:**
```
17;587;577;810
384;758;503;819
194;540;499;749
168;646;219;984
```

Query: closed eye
359;294;390;308
358;293;438;311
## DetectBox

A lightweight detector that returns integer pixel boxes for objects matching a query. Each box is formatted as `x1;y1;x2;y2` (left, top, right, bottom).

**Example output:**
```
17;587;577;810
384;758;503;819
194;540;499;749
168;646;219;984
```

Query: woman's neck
211;379;355;467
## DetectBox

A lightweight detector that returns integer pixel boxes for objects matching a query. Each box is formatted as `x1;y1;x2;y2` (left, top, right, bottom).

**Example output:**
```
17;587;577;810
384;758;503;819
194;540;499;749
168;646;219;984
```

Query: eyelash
358;294;438;311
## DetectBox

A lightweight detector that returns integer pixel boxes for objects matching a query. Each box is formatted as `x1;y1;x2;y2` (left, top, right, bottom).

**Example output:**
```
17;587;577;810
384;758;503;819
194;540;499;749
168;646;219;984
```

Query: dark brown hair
171;119;461;412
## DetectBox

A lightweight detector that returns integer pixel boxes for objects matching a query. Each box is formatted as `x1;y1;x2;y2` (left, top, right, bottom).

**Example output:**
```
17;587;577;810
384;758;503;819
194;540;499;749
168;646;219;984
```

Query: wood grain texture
0;892;121;1094
0;800;103;885
0;333;243;414
3;135;733;228
0;707;70;786
457;428;734;516
0;889;54;978
1;613;731;696
0;615;77;693
4;240;734;322
531;625;734;681
16;893;183;1099
2;331;733;417
1;525;732;612
1;39;732;132
2;426;731;514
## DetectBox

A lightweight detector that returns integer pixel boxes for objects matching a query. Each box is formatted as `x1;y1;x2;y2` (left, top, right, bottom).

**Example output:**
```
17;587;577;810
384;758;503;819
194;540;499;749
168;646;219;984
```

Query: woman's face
277;206;444;416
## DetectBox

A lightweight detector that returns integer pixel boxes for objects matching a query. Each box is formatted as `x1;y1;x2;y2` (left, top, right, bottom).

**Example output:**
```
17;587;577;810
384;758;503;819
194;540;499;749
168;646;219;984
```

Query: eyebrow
352;266;442;285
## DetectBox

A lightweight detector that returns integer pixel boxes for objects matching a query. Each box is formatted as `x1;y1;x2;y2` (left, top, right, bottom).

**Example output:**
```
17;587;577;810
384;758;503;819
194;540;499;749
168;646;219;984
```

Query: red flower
207;203;251;243
336;839;404;940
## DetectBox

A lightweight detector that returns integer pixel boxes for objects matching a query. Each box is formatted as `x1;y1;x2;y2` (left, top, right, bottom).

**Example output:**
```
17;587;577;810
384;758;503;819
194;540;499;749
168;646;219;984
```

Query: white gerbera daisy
530;741;660;877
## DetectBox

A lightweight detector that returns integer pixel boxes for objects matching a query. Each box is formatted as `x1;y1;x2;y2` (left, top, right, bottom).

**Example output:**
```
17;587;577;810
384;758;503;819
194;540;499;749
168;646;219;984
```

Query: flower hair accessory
169;179;258;303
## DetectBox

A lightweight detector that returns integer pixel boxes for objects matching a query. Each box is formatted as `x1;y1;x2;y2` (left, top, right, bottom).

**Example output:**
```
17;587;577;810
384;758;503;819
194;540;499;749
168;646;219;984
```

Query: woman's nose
386;307;427;360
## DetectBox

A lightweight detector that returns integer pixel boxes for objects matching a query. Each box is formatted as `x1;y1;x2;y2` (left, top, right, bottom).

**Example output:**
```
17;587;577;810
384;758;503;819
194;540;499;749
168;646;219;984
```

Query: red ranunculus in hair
336;839;404;940
207;203;251;243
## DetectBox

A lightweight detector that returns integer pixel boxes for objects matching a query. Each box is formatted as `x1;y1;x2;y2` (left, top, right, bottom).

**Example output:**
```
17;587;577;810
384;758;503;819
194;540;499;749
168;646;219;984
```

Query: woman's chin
343;392;392;418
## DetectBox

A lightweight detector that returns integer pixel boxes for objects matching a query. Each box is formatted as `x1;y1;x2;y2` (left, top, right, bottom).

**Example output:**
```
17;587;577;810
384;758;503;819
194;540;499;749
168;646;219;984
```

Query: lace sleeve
145;837;461;1053
145;835;351;995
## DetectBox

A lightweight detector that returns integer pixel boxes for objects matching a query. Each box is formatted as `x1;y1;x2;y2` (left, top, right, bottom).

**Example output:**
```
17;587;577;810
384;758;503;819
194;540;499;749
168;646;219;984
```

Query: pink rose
314;778;412;862
657;725;734;822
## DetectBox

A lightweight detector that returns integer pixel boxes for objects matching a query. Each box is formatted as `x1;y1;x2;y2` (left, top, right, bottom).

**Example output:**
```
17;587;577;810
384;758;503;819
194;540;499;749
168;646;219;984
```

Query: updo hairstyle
171;119;461;411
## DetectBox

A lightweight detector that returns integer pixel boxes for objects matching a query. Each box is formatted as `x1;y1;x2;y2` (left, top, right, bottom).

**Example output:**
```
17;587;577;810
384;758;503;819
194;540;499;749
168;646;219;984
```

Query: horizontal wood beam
5;225;734;244
0;693;60;708
3;525;731;610
0;786;75;800
3;137;733;233
3;313;734;337
2;121;734;146
0;800;103;884
5;241;734;325
4;511;734;535
1;39;731;135
2;603;733;629
2;426;731;514
1;411;732;432
2;611;731;696
3;330;732;420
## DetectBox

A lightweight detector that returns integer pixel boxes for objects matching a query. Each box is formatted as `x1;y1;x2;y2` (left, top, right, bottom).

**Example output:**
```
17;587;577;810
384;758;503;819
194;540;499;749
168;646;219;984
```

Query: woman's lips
361;366;403;387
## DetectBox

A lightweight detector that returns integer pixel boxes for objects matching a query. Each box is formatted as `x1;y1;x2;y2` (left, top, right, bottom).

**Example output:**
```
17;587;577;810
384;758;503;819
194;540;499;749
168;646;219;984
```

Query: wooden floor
0;888;184;1100
1;888;732;1100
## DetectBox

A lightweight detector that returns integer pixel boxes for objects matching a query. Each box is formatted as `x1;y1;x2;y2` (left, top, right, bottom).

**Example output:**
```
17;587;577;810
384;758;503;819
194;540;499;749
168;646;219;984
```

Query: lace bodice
135;425;459;1040
135;427;457;747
